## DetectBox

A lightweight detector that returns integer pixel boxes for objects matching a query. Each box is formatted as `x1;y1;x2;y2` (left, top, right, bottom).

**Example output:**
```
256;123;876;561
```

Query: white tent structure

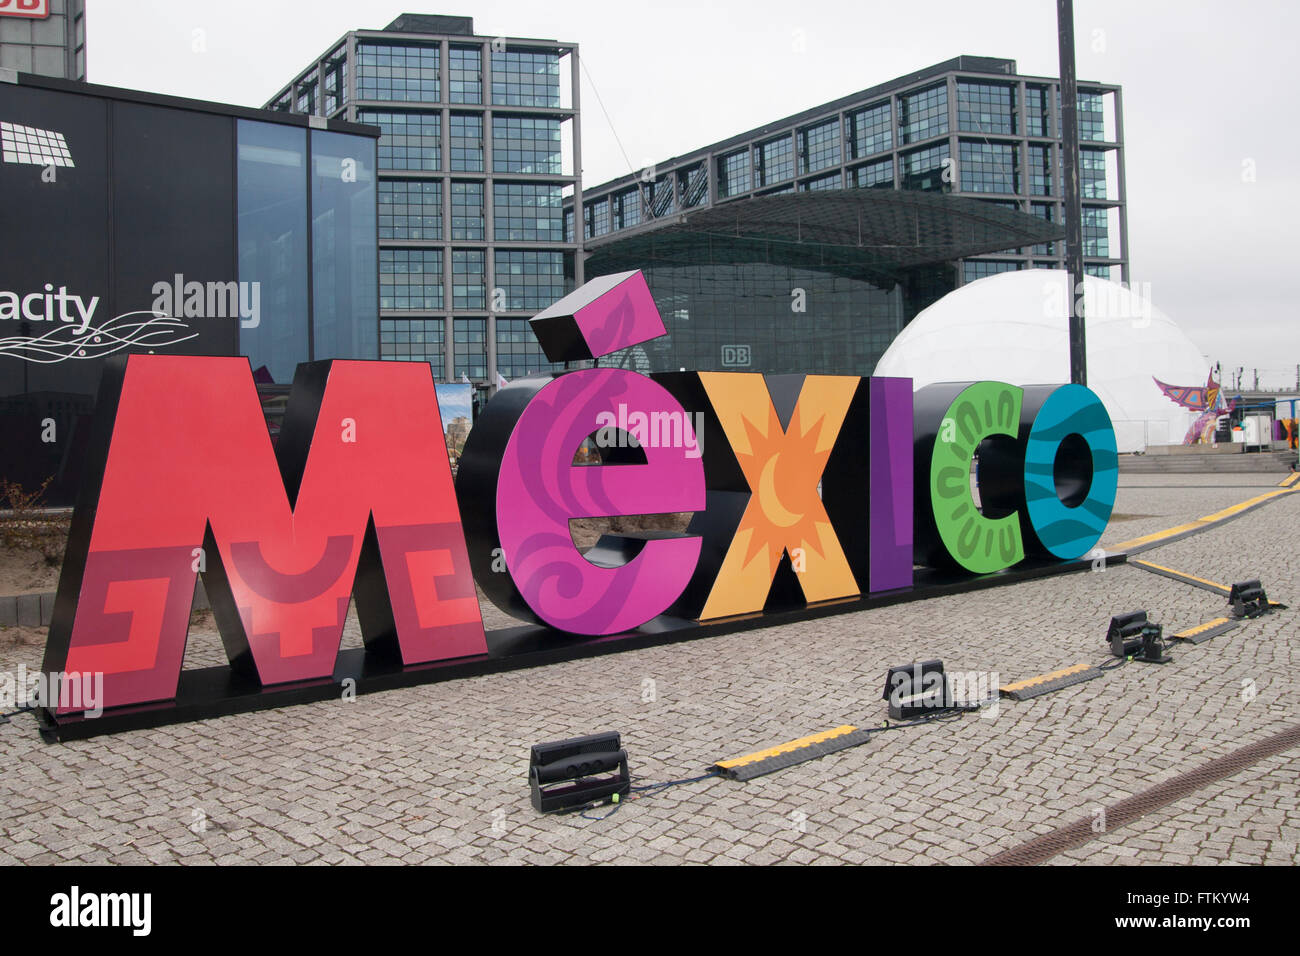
874;270;1211;453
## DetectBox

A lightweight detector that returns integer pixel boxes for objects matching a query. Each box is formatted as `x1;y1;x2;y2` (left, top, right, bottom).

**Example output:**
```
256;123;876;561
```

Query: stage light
1107;610;1171;663
1107;611;1148;658
1228;580;1269;619
882;659;952;720
529;732;631;814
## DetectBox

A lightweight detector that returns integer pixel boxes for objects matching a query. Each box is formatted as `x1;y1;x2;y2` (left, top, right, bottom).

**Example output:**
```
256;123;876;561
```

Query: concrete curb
0;580;211;629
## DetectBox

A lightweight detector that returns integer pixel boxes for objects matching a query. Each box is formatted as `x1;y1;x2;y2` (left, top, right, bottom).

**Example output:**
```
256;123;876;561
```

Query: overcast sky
86;0;1299;390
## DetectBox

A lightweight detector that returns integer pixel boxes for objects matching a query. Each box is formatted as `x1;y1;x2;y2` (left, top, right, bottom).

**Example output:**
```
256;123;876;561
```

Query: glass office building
267;14;583;386
0;0;85;81
574;56;1126;376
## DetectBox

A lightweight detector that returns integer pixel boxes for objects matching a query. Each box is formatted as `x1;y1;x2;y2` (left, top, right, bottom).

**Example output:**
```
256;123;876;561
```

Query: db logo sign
721;344;751;367
0;0;49;19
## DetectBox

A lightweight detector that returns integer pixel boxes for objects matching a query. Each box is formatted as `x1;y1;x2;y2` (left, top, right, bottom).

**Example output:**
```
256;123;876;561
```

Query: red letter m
43;356;484;713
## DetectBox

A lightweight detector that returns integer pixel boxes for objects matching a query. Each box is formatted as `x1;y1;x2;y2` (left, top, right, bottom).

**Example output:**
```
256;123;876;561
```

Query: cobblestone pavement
0;474;1296;865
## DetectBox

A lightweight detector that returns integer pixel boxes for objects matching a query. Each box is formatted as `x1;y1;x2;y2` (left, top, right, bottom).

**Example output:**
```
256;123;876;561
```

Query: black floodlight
1107;611;1148;658
882;660;952;720
1229;580;1269;619
529;732;631;814
1137;622;1173;664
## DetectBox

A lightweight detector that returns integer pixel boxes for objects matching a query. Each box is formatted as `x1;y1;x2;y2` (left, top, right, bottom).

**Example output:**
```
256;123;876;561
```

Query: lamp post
1058;0;1087;387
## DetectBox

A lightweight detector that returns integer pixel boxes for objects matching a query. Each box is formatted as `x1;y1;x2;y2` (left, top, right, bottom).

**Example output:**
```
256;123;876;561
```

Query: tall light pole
1058;0;1087;386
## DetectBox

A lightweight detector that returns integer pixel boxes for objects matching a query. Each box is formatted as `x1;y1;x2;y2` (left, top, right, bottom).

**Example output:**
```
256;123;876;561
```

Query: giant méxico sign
39;271;1118;738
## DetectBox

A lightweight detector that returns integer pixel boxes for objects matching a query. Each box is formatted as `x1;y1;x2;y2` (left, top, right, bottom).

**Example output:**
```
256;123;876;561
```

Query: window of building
490;49;560;107
360;110;440;171
614;188;641;229
378;179;442;240
381;318;445;372
797;118;840;175
357;41;440;102
800;172;841;191
449;113;483;172
959;141;1018;194
585;197;610;238
678;162;708;208
1082;206;1109;257
1028;143;1053;196
380;248;443;310
1081;148;1107;199
846;101;891;159
899;143;951;191
1084;264;1111;280
1030;201;1056;256
755;135;794;187
492;115;561;174
647;175;674;218
494;183;564;241
1025;84;1052;137
495;250;566;312
717;149;751;198
851;157;893;189
898;83;948;144
1078;91;1106;141
295;77;318;115
454;317;488;380
451;181;484;240
452;250;486;309
323;47;348;115
496;317;565;378
449;46;482;104
564;208;575;244
957;81;1016;135
963;260;1021;283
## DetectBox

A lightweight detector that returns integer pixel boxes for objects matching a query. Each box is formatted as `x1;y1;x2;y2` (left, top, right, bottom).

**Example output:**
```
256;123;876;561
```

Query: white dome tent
873;270;1210;453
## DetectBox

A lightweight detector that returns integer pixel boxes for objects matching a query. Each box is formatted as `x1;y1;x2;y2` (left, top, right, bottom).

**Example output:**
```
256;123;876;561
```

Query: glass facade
801;172;841;191
491;50;561;107
852;157;893;189
492;115;561;174
356;42;440;102
1081;148;1107;199
453;317;488;379
1028;144;1053;196
380;248;443;310
957;81;1016;134
379;179;441;240
452;250;485;309
847;102;891;159
495;250;567;312
900;143;951;192
959;141;1018;194
237;121;310;384
496;317;565;378
449;46;482;104
361;110;440;171
237;120;379;384
898;83;948;144
679;163;708;207
798;118;840;174
591;235;914;377
756;135;794;186
718;149;751;198
449;113;484;172
310;129;378;362
1025;84;1052;137
494;183;564;241
963;260;1021;283
380;317;445;369
450;180;484;240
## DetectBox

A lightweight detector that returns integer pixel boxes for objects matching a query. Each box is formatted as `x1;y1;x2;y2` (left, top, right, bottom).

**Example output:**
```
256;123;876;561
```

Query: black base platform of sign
38;551;1124;742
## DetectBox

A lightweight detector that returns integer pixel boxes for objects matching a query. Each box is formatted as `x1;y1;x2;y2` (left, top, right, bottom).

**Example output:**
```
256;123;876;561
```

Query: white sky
84;0;1300;390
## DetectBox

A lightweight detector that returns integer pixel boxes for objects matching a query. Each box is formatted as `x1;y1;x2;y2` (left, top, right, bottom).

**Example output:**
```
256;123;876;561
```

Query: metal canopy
584;189;1065;273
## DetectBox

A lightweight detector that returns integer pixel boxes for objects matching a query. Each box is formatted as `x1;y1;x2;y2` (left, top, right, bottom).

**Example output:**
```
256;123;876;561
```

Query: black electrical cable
0;704;35;725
